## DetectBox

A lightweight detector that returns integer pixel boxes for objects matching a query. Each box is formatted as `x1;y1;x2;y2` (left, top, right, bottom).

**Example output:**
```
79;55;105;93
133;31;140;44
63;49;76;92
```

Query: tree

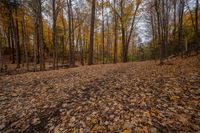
21;12;29;70
51;0;65;69
28;0;45;71
195;0;199;53
113;0;118;63
0;28;3;71
61;10;66;66
178;0;185;56
109;0;141;62
101;0;105;64
0;0;199;73
67;0;75;67
88;0;96;65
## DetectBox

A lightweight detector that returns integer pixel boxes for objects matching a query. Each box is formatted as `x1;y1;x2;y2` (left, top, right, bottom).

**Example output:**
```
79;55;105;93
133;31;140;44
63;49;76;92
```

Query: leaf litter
0;55;200;132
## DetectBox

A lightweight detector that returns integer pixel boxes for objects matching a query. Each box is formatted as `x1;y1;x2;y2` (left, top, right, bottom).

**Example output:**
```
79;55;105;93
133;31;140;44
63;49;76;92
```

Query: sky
42;0;197;45
135;0;197;45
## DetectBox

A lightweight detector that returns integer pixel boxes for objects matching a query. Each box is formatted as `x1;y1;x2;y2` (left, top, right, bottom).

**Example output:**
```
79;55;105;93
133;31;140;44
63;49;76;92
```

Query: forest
0;0;200;132
0;0;198;71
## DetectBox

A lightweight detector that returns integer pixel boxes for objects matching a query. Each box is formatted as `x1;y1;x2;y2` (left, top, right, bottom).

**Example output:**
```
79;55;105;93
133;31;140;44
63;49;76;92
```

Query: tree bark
195;0;199;53
33;18;38;72
67;0;75;67
38;0;45;70
14;7;20;68
0;32;3;71
178;0;185;56
52;0;57;69
21;15;29;71
101;0;105;64
155;0;164;64
113;0;118;63
61;11;66;66
88;0;96;65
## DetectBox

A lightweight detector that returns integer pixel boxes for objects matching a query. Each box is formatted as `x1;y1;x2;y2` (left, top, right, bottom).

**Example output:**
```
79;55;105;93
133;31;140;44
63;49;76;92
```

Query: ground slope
0;56;200;133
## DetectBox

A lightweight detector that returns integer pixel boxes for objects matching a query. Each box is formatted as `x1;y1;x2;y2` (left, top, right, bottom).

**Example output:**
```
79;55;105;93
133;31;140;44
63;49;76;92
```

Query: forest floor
0;55;200;133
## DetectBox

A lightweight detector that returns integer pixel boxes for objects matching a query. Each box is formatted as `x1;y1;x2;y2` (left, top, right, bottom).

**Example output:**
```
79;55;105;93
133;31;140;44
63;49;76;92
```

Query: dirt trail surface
0;56;200;133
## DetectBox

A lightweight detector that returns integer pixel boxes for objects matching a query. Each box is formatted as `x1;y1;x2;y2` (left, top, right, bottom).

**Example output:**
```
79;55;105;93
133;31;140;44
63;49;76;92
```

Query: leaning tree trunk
125;2;140;62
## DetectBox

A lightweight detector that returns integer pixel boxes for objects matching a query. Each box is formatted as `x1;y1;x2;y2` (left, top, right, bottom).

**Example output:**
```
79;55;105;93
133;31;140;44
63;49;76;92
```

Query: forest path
0;55;200;133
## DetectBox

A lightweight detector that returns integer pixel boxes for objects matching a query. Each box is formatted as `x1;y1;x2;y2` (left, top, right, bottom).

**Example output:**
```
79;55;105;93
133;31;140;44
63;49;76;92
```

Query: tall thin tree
88;0;96;65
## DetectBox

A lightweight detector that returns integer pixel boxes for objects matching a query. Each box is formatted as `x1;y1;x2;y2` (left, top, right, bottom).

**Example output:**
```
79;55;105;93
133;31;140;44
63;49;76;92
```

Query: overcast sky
136;0;196;44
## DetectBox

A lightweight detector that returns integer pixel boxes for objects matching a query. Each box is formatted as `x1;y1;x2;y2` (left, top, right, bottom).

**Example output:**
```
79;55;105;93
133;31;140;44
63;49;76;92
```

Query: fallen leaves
122;129;131;133
32;117;41;125
0;55;200;132
170;95;180;101
91;116;98;125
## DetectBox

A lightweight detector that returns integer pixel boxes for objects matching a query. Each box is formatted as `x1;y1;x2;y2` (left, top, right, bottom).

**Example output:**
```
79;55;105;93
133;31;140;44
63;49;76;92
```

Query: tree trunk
88;0;96;65
126;2;140;61
67;0;75;67
173;0;177;46
101;0;105;64
21;15;29;71
121;25;126;62
61;11;66;66
52;0;57;69
14;8;20;68
120;0;127;62
178;0;185;56
7;26;12;62
0;33;3;71
8;6;15;64
155;0;164;64
106;16;110;63
195;0;199;53
79;27;84;66
38;0;45;70
113;0;118;63
33;19;38;72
